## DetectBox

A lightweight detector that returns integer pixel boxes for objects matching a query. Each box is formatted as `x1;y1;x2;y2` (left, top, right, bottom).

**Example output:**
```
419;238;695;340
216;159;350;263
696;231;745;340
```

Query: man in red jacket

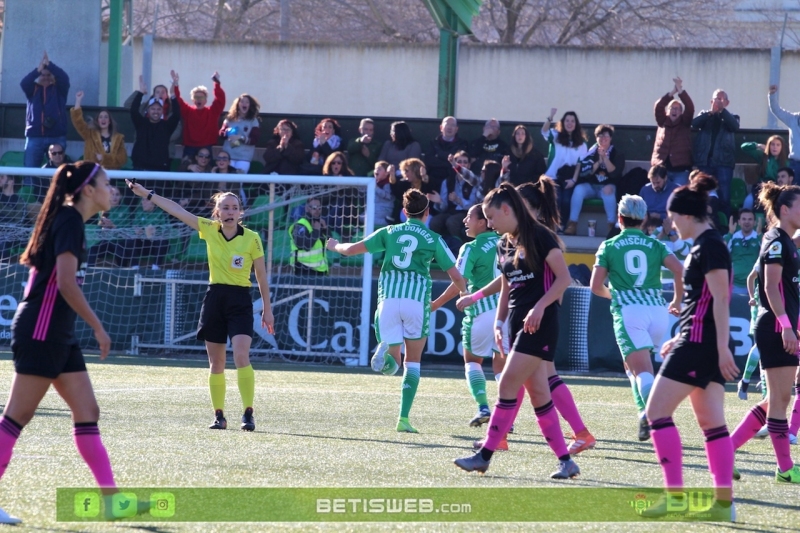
651;77;694;187
170;70;226;159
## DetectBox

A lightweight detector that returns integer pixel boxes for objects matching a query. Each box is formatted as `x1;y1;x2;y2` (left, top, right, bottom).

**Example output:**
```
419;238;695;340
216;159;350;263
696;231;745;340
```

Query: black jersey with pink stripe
12;207;87;344
497;228;560;313
677;229;732;344
757;227;800;332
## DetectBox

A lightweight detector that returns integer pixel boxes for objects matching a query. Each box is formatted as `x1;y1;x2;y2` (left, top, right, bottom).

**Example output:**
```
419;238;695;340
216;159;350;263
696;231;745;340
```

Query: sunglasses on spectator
455;159;469;165
309;205;322;210
217;157;230;161
198;153;210;158
50;150;64;155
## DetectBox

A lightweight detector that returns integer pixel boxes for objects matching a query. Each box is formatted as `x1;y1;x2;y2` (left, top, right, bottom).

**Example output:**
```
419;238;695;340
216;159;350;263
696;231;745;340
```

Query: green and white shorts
374;298;430;345
611;303;669;358
462;309;508;358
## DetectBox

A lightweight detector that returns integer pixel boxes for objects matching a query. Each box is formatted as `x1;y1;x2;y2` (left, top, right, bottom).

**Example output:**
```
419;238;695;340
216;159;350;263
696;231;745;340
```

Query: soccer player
431;204;506;433
642;174;738;520
454;183;579;480
327;189;467;433
126;180;274;432
458;180;596;455
590;195;684;441
730;181;800;481
738;263;766;401
0;162;126;524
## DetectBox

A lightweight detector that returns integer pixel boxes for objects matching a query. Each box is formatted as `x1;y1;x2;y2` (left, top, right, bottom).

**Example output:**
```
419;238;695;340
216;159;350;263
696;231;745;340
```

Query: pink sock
0;416;22;480
789;385;800;436
767;418;794;473
548;375;587;434
649;417;683;489
731;405;766;450
534;401;570;460
703;426;733;502
73;423;116;488
483;387;524;452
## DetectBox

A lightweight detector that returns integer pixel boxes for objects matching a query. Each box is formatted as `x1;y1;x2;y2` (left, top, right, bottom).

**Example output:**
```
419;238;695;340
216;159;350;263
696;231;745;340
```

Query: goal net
0;167;376;366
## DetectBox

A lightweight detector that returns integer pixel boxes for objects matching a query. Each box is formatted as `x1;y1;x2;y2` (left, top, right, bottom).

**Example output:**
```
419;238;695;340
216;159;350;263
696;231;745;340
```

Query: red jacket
174;81;226;148
651;90;694;170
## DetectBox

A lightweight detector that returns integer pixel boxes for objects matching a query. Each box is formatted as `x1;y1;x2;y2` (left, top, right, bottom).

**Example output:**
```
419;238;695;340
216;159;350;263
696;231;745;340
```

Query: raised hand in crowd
74;90;84;108
670;77;683;96
38;50;49;72
138;74;148;95
212;71;220;83
501;154;511;173
728;215;736;236
769;84;778;95
170;69;179;86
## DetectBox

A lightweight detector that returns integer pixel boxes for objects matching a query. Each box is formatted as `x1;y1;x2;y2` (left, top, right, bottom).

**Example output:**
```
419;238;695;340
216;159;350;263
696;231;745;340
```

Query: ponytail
758;181;800;226
21;162;102;268
516;177;560;233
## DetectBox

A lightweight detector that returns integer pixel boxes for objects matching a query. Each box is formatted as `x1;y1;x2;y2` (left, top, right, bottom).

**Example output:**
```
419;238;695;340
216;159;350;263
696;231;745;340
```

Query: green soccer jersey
659;236;692;282
456;231;500;317
595;228;672;307
364;219;456;303
724;230;761;288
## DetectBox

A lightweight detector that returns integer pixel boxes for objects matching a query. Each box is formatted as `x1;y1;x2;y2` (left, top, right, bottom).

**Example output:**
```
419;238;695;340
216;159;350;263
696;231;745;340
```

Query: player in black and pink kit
0;162;137;524
730;181;800;483
454;183;579;479
642;174;739;520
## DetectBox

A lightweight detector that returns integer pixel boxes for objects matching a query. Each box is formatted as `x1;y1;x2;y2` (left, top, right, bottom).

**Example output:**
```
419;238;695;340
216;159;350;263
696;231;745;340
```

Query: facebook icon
74;492;99;517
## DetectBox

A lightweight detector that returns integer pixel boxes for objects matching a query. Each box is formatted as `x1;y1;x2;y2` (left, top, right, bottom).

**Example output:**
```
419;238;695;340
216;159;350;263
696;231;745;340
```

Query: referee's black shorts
658;337;725;388
11;338;86;379
507;307;558;362
755;317;800;369
197;284;254;344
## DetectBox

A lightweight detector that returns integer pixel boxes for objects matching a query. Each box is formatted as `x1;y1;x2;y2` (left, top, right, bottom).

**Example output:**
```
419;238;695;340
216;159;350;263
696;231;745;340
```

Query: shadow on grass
273;431;467;450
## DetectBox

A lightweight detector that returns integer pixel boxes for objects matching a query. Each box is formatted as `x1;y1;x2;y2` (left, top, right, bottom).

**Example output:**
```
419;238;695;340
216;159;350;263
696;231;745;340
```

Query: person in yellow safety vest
289;199;329;276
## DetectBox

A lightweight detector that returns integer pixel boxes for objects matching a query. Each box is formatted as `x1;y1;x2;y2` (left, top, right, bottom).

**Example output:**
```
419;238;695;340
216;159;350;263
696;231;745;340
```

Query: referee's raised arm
125;178;199;231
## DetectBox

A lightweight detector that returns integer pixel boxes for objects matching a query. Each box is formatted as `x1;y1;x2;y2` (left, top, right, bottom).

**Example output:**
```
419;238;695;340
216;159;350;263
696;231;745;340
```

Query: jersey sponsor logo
508;272;535;284
231;255;244;269
769;242;782;258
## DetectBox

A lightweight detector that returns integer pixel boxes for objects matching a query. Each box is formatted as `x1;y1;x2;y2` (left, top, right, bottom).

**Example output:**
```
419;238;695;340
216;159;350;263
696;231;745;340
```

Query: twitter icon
110;493;138;519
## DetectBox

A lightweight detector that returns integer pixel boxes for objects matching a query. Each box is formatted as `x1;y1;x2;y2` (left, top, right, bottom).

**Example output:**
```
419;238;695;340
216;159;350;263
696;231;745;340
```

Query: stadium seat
0;151;25;167
16;185;35;204
583;198;603;208
246;195;275;232
267;230;293;265
730;178;747;211
248;161;265;174
184;232;207;262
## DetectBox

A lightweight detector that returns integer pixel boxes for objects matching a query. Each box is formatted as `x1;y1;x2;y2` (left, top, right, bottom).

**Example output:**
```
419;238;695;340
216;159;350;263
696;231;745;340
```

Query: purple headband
73;164;101;194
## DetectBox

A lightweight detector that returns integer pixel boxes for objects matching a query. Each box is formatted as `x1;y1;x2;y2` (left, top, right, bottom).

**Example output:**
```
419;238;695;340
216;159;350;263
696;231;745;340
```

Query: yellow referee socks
209;372;226;411
237;365;255;410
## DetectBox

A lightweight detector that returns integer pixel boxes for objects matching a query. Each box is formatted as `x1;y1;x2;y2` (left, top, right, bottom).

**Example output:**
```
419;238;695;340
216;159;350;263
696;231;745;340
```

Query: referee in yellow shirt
127;180;275;431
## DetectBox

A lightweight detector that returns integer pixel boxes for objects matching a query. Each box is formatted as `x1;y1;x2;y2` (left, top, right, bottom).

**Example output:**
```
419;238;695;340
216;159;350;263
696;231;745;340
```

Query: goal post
0;166;376;366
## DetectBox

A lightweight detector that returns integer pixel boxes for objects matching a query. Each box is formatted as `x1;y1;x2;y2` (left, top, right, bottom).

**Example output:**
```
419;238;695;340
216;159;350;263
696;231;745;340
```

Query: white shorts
374;298;430;345
462;310;509;358
611;304;669;358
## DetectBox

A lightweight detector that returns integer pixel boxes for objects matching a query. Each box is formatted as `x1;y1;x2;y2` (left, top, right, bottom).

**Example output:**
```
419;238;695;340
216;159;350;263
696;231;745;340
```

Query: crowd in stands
5;56;800;272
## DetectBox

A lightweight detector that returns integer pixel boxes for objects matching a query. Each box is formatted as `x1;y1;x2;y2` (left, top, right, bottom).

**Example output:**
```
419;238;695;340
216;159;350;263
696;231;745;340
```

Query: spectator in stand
429;150;478;246
21;51;69;169
541;109;588;228
689;170;728;235
777;166;795;186
130;77;181;174
97;186;130;230
454;152;503;203
219;94;261;173
768;85;800;179
347;118;381;176
289;198;330;277
652;77;694;186
501;125;546;186
692;88;740;206
28;144;74;207
89;186;131;266
724;208;761;296
321;152;358;234
468;118;508;174
116;196;171;269
211;149;243;194
124;76;172;120
171;70;226;159
742;135;789;211
378;121;422;176
373;161;396;225
566;124;626;236
70;90;127;170
307;118;343;173
178;149;215;216
390;158;434;224
263;119;305;175
640;165;678;221
424;116;468;193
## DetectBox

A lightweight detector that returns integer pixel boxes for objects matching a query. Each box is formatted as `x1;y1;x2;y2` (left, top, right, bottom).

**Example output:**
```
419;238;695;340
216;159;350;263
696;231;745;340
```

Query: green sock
760;365;768;399
465;362;488;408
209;372;226;411
399;362;421;419
381;354;399;376
742;344;760;382
627;370;645;413
237;365;255;410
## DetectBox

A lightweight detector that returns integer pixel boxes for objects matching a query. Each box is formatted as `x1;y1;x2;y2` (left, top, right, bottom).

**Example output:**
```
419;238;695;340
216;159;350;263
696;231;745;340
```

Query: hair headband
73;164;101;194
405;197;430;217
